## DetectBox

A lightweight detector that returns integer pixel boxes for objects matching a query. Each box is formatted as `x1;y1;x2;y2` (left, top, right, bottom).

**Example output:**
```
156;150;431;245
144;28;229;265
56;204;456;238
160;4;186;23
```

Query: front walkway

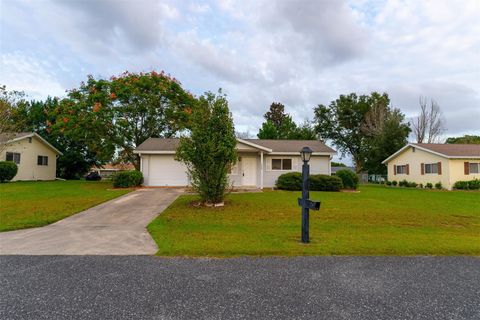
0;188;183;255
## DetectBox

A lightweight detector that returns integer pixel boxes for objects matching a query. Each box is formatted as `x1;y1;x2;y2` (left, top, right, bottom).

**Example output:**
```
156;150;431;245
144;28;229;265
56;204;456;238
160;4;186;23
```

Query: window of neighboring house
28;137;32;143
425;163;438;174
396;165;407;174
272;158;292;170
470;163;480;174
37;155;48;166
6;152;21;165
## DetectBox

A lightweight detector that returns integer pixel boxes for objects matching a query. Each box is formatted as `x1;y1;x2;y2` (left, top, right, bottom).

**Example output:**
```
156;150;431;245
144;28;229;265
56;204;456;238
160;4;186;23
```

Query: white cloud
0;0;478;137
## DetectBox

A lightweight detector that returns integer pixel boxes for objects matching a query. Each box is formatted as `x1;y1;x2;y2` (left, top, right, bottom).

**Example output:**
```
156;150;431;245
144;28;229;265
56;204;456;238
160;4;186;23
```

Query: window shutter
406;164;410;175
421;163;425;175
266;158;271;171
393;165;397;175
464;162;470;175
437;162;442;175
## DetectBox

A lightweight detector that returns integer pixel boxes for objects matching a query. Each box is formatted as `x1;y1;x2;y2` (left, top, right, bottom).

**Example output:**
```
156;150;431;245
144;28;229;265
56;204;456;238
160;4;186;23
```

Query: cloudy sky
1;0;479;140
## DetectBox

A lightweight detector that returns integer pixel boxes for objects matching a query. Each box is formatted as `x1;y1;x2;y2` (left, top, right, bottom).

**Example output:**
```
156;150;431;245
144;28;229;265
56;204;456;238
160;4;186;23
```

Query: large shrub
335;169;358;189
0;161;18;182
453;179;480;190
176;91;237;204
112;170;143;188
275;172;343;191
275;172;303;190
310;174;343;191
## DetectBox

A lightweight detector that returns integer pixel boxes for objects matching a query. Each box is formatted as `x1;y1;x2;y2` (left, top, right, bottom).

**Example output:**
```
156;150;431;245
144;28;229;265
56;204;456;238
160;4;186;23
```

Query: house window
425;163;438;174
6;152;21;165
37;155;48;166
396;165;407;174
28;137;32;143
470;163;480;174
272;158;292;170
412;147;415;153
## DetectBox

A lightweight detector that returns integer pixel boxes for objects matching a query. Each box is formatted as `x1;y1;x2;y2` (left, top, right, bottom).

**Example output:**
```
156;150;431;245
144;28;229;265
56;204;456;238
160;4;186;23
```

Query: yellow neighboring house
0;132;62;181
382;143;480;190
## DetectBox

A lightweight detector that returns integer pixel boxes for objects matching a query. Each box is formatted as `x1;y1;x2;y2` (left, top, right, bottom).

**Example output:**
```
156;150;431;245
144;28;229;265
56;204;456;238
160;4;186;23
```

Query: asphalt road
1;256;479;320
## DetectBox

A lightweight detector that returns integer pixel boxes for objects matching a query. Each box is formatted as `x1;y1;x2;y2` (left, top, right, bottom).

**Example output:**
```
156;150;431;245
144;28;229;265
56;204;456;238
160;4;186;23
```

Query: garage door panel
147;155;188;186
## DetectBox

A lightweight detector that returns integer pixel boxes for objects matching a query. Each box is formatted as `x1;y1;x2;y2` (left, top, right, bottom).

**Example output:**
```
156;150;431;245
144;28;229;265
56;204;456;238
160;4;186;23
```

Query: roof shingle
413;143;480;157
135;138;336;154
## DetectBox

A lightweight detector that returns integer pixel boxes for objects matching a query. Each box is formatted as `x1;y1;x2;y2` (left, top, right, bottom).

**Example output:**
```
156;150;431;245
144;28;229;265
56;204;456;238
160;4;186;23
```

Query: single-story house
134;138;336;188
382;143;480;189
92;163;135;178
0;132;62;181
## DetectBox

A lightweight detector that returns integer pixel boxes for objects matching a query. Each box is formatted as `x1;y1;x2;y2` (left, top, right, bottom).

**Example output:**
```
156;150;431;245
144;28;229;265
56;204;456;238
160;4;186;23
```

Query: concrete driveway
0;188;183;255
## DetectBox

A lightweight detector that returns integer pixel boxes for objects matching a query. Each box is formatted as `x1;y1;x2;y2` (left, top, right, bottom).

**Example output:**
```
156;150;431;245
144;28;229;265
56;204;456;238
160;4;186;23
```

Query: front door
242;157;257;186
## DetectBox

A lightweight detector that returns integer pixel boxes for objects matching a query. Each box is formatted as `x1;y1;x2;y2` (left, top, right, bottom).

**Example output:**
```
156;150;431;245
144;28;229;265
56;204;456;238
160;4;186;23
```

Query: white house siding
262;155;331;188
139;153;332;188
0;137;57;181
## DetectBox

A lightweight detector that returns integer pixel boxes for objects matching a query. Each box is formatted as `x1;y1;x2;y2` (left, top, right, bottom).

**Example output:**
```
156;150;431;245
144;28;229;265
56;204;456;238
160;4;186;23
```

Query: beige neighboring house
382;143;480;190
0;132;62;181
134;138;336;188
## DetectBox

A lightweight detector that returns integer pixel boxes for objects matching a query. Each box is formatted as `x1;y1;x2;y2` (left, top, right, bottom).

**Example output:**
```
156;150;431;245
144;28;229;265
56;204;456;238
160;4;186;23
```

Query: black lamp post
298;146;320;244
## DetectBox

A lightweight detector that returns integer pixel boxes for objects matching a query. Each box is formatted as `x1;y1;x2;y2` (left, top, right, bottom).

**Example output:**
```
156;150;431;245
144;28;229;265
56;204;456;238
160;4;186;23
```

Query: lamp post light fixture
298;146;320;244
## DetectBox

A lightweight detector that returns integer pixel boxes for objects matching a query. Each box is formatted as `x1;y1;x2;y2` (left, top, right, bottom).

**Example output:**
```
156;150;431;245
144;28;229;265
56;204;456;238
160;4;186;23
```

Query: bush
275;172;303;190
310;174;343;191
392;180;398;186
408;182;418;188
335;169;358;189
453;179;480;190
386;181;392;186
425;182;433;189
435;182;443;190
275;172;343;191
418;183;423;189
399;179;409;187
112;170;143;188
0;161;18;182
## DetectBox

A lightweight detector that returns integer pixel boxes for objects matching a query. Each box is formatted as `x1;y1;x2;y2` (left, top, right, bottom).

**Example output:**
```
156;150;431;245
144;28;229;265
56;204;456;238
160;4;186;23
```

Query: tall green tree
176;91;237;204
65;71;195;169
446;135;480;144
257;102;316;140
14;97;105;179
314;92;410;173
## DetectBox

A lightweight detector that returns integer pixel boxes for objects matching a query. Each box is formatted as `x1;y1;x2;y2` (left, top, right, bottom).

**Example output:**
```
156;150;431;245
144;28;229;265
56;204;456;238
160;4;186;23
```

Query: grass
148;185;480;257
0;180;132;231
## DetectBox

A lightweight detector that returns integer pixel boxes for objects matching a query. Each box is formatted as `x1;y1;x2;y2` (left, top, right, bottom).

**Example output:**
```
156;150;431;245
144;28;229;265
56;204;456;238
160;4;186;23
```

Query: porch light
300;146;313;163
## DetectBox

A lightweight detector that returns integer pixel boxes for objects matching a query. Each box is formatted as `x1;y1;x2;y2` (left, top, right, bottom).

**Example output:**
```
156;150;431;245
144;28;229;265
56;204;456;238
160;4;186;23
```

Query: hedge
112;170;143;188
0;161;18;183
275;172;343;191
453;179;480;190
335;169;358;189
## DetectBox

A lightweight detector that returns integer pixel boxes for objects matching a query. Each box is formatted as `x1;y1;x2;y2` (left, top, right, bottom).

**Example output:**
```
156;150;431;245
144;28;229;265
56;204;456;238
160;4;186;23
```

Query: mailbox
298;198;321;210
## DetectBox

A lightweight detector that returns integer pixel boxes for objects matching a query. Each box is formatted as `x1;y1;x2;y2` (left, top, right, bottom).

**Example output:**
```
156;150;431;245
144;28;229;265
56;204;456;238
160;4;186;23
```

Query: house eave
4;133;63;155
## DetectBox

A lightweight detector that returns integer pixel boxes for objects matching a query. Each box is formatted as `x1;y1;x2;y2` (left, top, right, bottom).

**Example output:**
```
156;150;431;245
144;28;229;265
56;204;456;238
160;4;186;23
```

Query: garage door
147;155;189;186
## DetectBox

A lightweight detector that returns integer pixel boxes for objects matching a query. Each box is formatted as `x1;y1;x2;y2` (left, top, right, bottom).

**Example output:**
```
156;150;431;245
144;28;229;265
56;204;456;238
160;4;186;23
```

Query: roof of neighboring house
0;132;32;143
331;166;355;173
382;143;480;163
134;138;336;155
0;132;63;155
97;163;135;171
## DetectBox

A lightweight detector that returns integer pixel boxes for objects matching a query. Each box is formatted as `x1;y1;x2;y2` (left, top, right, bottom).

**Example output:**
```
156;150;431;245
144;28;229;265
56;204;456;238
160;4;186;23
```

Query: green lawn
148;185;480;257
0;180;132;231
